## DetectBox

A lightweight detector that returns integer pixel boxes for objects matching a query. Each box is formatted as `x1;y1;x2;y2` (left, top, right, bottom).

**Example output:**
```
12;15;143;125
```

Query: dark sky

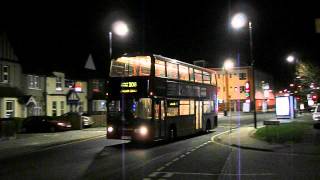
1;0;320;88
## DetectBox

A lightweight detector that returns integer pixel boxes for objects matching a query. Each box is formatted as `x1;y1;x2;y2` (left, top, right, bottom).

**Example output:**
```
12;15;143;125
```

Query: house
0;32;24;118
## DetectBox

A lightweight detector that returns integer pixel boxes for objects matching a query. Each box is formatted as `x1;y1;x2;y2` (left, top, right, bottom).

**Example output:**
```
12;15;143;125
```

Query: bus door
195;101;203;130
154;100;165;138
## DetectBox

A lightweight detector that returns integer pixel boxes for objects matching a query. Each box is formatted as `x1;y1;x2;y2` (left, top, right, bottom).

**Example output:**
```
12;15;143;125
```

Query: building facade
210;66;275;112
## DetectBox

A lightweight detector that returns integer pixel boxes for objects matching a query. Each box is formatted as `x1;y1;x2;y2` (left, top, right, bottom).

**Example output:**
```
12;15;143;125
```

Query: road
2;112;317;180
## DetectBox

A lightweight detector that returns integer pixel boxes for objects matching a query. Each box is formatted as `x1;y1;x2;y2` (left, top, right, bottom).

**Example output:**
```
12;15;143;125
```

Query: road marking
158;171;274;177
179;154;186;158
165;162;173;166
148;172;159;177
185;151;191;155
157;166;165;171
172;157;179;162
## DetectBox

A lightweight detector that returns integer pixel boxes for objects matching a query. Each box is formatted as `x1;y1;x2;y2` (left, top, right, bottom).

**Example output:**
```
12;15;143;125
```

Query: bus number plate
121;136;132;140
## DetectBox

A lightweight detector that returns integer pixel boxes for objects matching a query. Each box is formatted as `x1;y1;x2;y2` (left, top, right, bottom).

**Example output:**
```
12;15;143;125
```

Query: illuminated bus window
137;98;152;119
190;100;194;114
167;107;178;116
155;59;166;77
194;69;202;83
203;71;211;84
110;56;151;77
167;62;178;79
179;65;189;81
203;101;211;113
189;68;195;82
179;100;190;115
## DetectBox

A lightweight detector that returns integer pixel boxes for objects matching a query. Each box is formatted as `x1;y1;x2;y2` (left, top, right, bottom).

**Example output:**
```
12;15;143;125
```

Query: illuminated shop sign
120;82;138;94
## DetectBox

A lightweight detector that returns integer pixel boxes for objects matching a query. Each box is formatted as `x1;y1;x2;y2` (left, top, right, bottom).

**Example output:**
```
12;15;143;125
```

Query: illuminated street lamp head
112;21;129;37
223;59;234;71
231;13;248;29
286;55;295;63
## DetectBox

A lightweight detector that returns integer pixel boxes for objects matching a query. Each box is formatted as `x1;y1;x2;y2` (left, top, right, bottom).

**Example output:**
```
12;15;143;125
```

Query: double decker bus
106;54;218;142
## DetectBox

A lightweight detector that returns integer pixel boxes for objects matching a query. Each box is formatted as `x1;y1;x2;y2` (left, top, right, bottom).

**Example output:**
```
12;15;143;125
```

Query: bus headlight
139;126;148;136
107;126;114;133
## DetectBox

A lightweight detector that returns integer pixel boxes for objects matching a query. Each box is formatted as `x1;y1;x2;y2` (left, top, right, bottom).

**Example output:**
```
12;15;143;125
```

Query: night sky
1;0;320;88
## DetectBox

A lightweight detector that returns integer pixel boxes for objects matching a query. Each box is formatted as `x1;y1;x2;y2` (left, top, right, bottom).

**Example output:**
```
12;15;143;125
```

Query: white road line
158;171;274;176
185;151;191;155
180;154;186;158
157;166;165;171
142;178;152;180
162;172;174;178
148;172;159;177
165;162;173;166
172;157;179;162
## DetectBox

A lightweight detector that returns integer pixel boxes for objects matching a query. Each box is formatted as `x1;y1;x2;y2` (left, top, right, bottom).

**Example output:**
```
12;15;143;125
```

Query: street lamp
223;59;234;116
109;20;129;60
231;13;257;128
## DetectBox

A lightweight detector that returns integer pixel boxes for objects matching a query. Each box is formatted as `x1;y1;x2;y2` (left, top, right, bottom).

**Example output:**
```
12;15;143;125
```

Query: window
155;59;166;77
240;86;245;93
74;82;82;92
179;65;189;81
93;100;106;111
136;98;152;119
166;62;178;79
5;100;14;118
60;101;64;115
0;65;9;83
194;69;202;83
203;101;211;113
65;79;74;88
190;100;194;114
203;71;211;84
92;80;100;92
108;100;120;112
189;68;194;82
239;73;247;80
28;75;40;89
52;101;57;116
179;100;190;115
167;100;179;116
110;56;151;77
56;77;63;91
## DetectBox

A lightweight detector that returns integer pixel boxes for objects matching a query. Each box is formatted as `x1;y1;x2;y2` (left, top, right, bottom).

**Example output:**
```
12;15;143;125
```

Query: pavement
0;127;107;160
213;113;320;156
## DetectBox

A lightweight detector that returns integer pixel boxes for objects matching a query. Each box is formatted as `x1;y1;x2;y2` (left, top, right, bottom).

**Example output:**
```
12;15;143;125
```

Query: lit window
137;98;152;119
110;56;151;77
203;101;211;113
5;100;14;118
179;100;190;115
194;69;202;83
28;75;40;89
203;71;211;84
179;65;189;81
167;100;179;116
155;59;166;77
239;73;247;80
56;77;63;91
189;68;194;82
189;100;194;114
166;62;178;79
75;82;82;92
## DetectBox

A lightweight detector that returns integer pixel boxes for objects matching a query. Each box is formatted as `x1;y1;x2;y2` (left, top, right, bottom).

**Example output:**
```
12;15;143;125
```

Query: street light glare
286;55;295;63
231;13;247;29
112;21;129;37
223;59;234;70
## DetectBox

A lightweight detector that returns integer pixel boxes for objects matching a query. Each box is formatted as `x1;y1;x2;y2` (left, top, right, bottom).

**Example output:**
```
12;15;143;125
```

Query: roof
0;87;24;97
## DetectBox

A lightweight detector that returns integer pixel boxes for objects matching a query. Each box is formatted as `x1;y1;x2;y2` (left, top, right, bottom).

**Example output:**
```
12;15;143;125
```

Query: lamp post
108;21;129;122
109;21;129;61
231;13;257;128
223;59;234;116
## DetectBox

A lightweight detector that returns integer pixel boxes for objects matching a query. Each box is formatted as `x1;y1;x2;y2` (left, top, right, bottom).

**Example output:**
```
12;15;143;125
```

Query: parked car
22;116;72;133
81;113;94;127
